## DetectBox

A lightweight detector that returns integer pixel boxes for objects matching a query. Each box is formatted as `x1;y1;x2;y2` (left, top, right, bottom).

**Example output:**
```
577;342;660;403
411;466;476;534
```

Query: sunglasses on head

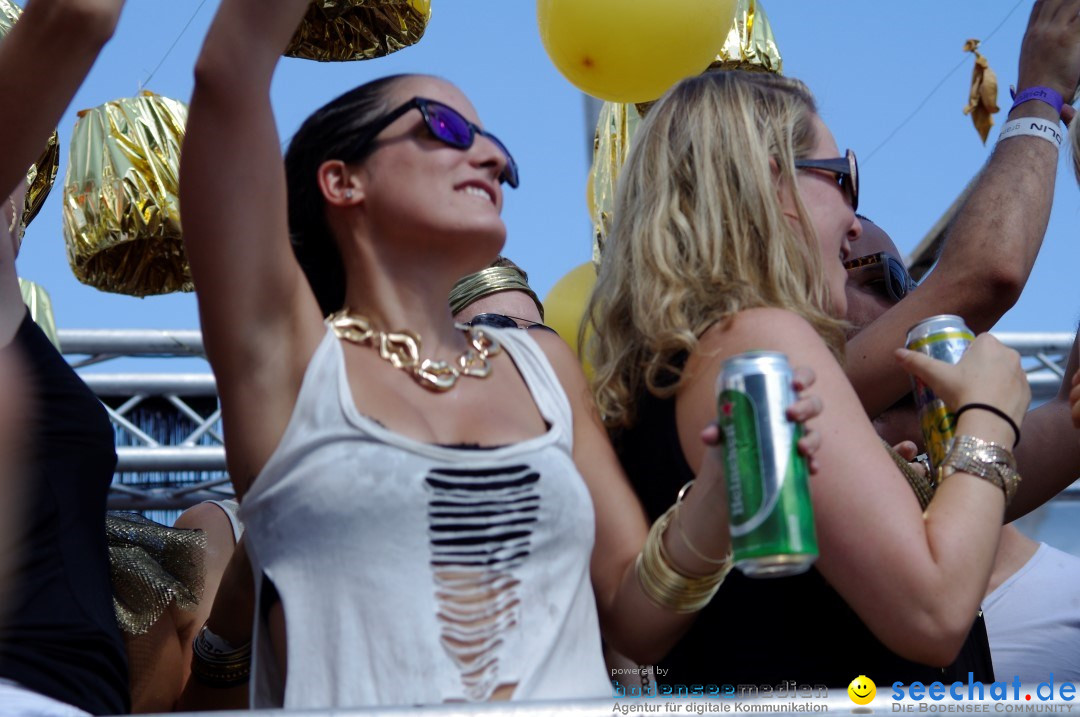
353;97;519;188
465;313;557;334
843;251;916;303
794;148;859;211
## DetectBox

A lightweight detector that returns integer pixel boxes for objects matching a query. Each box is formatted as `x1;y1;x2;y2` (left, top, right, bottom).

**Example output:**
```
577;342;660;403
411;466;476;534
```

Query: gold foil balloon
544;262;597;376
62;91;191;296
0;0;59;233
285;0;431;62
537;0;736;103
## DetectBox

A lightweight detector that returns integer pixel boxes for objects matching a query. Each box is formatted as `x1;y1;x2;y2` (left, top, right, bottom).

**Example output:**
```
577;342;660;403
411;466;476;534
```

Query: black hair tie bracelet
954;403;1021;448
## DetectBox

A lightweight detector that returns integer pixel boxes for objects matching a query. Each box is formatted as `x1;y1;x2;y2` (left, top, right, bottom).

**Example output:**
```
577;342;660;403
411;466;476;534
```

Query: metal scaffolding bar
54;328;1079;511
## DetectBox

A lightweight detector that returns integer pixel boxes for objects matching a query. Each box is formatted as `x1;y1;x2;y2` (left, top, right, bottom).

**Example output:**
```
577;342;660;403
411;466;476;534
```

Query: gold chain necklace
327;309;501;393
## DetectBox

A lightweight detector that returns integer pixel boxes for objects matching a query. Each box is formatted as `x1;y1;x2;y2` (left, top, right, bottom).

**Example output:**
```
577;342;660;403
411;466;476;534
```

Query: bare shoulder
697;308;836;368
526;329;589;388
174;502;233;538
521;329;599;422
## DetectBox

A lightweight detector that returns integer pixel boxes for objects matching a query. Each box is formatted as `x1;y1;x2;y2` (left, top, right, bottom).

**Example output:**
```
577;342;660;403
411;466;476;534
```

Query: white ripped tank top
239;325;611;708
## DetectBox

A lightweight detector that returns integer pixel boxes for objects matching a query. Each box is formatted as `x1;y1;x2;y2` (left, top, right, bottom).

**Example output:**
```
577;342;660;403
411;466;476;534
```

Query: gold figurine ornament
963;39;1000;145
0;0;59;235
285;0;432;62
62;91;191;296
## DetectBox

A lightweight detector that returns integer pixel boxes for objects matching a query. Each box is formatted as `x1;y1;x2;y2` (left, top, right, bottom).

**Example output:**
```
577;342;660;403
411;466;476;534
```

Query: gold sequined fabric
285;0;431;62
62;91;191;296
107;513;206;636
0;0;59;233
882;440;935;511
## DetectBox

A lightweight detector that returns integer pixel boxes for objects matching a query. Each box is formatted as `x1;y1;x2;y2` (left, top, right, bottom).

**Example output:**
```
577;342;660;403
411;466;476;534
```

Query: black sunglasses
794;149;859;211
843;252;916;303
465;313;557;334
351;97;519;188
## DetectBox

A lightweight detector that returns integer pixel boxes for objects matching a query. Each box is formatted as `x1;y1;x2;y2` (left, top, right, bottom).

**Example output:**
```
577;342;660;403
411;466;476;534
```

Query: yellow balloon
544;262;597;375
537;0;736;104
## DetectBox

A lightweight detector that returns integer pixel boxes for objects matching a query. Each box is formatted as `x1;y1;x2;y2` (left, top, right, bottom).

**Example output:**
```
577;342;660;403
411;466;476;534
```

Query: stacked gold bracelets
636;501;733;614
191;625;252;688
938;435;1021;506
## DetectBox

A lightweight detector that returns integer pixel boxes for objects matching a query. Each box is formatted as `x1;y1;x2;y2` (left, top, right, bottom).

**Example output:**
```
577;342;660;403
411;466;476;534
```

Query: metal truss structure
58;329;1077;512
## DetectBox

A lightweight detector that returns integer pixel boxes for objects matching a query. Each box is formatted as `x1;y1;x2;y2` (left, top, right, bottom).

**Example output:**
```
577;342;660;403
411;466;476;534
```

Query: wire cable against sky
140;0;210;90
863;0;1026;164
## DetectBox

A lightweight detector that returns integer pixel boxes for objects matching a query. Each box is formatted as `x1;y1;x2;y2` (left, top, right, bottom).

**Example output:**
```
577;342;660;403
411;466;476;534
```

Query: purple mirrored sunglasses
352;96;519;188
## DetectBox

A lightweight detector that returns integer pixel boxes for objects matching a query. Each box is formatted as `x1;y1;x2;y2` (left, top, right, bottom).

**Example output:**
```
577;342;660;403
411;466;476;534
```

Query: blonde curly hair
585;71;847;429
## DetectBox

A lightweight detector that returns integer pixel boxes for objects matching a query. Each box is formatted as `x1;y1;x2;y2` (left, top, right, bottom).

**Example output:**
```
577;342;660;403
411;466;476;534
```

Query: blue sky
14;0;1079;338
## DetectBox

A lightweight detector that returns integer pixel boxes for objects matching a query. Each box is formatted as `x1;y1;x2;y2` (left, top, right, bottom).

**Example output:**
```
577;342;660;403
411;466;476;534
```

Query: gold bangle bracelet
635;505;731;613
191;625;252;688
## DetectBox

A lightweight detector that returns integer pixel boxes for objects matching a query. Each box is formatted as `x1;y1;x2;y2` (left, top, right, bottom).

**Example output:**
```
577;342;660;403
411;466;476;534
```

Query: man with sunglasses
844;0;1080;422
844;217;1080;683
843;217;917;337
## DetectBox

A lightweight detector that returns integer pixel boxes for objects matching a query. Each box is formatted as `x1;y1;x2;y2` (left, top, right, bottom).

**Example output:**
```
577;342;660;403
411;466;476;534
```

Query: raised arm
719;308;1027;666
848;0;1080;418
1006;328;1080;519
0;0;125;344
181;0;325;496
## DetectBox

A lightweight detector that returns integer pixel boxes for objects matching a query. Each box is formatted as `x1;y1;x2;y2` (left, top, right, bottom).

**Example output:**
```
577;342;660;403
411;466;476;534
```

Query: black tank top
612;381;993;687
0;311;129;714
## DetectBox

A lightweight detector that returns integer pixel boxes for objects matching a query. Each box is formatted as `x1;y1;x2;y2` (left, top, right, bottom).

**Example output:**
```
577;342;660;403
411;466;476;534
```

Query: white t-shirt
982;542;1080;682
239;326;611;708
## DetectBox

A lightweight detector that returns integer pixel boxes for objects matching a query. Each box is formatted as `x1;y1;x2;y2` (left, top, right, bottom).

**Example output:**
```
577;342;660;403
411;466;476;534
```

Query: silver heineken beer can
716;351;817;578
905;315;974;479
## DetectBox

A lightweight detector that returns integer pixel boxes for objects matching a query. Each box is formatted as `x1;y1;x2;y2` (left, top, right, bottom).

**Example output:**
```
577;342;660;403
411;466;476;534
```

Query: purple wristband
1009;86;1064;116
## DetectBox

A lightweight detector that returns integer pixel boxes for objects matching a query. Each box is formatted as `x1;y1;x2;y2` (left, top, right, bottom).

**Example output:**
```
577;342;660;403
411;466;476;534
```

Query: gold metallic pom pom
710;0;783;74
285;0;431;62
62;91;191;296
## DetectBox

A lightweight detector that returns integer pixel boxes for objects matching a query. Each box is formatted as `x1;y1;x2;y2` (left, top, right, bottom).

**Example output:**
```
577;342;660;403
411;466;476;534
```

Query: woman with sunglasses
587;70;1030;685
178;0;825;708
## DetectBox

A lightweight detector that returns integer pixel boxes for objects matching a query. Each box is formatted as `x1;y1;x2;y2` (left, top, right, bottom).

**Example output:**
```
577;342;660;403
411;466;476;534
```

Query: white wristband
998;117;1063;150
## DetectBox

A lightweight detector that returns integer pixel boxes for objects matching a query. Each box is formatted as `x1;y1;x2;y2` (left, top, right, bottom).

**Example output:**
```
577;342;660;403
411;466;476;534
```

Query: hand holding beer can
716;351;817;578
904;315;975;480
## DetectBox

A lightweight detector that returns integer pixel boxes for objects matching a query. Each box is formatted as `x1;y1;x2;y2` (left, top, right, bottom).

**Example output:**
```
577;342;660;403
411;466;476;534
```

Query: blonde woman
588;71;1029;685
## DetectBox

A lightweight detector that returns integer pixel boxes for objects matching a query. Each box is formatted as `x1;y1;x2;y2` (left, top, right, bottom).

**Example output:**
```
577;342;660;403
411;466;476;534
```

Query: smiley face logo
848;675;876;705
